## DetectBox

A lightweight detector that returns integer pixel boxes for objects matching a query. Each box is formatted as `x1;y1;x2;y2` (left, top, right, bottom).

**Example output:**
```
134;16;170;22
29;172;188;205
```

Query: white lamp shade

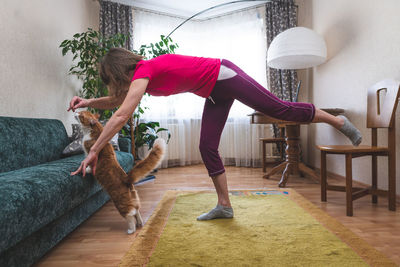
267;27;327;69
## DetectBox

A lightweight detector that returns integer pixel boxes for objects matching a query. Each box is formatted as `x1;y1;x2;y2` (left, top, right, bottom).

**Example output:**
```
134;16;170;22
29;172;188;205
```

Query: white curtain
133;6;272;169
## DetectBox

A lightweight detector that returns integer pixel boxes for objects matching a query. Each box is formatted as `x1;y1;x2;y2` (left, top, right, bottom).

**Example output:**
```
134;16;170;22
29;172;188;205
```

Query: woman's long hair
100;47;144;96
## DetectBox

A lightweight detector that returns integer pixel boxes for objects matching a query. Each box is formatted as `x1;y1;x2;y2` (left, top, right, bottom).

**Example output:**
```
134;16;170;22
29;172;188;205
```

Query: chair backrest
367;79;400;128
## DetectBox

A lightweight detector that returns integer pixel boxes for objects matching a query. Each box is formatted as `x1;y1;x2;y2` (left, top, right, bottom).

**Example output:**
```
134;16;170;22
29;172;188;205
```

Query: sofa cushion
62;123;120;157
0;117;70;173
0;151;133;253
62;124;84;156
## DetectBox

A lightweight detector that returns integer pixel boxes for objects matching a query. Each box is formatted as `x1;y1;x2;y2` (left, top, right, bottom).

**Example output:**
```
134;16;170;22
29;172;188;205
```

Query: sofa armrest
118;137;131;154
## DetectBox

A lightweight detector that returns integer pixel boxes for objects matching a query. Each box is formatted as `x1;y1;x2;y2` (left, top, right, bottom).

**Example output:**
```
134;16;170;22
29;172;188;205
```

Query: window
133;6;270;168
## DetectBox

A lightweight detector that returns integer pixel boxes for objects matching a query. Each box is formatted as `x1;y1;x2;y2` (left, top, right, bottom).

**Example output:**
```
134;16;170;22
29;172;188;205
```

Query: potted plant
59;28;128;120
60;29;177;158
121;121;171;159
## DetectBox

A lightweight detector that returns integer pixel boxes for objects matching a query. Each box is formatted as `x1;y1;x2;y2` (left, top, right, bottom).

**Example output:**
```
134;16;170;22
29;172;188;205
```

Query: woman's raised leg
312;108;362;146
216;59;362;146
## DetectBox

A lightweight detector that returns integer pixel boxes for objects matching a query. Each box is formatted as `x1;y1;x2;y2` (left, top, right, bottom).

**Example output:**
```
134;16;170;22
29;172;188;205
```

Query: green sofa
0;116;134;266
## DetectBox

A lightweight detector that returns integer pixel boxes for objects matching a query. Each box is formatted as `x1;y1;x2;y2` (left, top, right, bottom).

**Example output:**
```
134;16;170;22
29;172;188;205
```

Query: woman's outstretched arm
90;78;149;154
87;95;126;110
71;78;149;176
68;94;126;111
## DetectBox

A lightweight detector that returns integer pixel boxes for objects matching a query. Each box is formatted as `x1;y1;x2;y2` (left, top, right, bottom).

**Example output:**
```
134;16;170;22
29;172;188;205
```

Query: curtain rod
133;3;266;22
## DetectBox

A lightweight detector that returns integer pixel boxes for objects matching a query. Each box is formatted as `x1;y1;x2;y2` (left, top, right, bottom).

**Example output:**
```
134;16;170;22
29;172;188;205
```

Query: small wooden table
250;109;344;187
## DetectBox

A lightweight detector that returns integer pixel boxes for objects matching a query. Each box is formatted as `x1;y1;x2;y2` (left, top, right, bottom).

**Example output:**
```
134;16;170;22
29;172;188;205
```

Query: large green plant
137;35;178;58
59;28;128;120
60;29;177;157
121;121;171;151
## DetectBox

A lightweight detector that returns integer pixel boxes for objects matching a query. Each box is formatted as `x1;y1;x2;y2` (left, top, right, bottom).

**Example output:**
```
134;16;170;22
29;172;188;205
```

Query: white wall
0;0;100;134
307;0;400;193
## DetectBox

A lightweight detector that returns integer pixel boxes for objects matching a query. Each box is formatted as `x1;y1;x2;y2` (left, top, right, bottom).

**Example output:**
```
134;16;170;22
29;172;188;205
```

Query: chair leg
345;154;353;216
388;145;396;211
320;151;327;202
371;155;378;204
262;141;266;173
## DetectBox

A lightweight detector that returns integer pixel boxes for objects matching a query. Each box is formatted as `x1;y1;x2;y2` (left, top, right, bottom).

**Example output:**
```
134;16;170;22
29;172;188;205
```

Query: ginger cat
75;111;165;234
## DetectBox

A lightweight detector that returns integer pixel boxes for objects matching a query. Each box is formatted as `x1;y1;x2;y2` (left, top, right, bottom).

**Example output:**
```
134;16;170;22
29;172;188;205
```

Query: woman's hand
71;149;98;177
68;96;89;112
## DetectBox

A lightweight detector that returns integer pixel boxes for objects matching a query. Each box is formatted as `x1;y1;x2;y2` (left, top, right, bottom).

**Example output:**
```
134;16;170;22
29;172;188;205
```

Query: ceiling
114;0;268;19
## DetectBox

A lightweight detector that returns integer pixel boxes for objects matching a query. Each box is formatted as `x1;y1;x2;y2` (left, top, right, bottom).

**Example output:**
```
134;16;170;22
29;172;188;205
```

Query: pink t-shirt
131;54;221;98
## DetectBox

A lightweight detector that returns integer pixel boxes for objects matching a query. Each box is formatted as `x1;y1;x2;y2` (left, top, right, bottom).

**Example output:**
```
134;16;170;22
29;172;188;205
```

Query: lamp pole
166;0;270;39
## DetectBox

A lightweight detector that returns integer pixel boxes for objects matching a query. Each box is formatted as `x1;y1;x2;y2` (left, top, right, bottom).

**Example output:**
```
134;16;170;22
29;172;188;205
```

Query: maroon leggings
199;59;315;177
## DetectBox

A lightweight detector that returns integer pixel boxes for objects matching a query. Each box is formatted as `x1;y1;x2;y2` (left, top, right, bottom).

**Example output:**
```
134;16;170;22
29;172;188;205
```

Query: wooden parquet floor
35;164;400;266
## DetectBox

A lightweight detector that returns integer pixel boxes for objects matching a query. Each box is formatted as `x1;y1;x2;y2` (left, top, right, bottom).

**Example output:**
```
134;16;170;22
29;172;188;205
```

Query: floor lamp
265;27;327;187
267;26;327;70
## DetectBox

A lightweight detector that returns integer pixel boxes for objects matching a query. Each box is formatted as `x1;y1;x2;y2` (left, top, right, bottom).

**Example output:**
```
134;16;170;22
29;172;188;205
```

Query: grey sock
197;205;234;221
338;115;362;146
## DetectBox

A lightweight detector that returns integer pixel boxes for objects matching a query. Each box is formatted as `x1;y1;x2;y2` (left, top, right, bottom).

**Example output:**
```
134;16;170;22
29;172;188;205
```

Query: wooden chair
260;125;286;173
317;79;400;216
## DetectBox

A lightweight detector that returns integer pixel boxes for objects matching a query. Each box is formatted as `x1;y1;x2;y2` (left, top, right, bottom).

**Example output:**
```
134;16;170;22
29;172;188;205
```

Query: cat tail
127;138;166;184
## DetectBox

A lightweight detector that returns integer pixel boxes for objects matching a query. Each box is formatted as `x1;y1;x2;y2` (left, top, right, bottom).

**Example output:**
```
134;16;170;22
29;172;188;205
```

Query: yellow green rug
119;189;395;267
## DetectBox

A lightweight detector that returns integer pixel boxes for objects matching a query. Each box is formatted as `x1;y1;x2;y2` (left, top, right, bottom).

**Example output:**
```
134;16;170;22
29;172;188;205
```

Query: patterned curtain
99;0;134;155
265;0;298;102
265;0;298;148
99;0;133;50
